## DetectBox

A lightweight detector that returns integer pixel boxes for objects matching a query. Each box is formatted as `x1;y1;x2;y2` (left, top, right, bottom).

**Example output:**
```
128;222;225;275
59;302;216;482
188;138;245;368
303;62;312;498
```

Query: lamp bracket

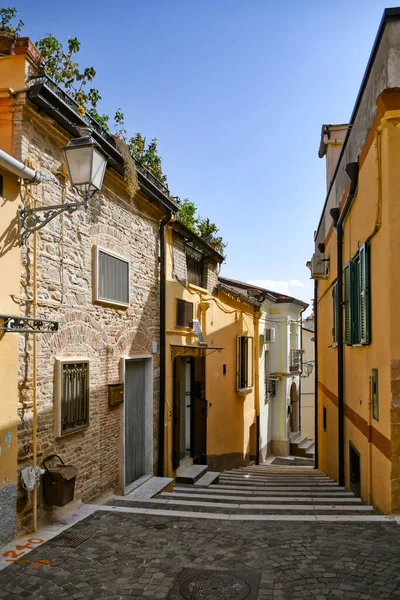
18;199;87;245
0;314;59;334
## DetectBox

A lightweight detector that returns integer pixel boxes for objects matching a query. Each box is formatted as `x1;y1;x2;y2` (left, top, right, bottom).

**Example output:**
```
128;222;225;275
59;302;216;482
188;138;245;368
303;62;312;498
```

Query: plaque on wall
108;383;124;408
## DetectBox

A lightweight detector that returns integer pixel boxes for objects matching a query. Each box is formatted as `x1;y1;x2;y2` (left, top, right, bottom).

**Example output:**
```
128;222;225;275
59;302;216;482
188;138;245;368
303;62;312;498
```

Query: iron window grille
185;244;204;287
265;376;276;400
289;349;302;372
93;246;130;308
55;360;89;437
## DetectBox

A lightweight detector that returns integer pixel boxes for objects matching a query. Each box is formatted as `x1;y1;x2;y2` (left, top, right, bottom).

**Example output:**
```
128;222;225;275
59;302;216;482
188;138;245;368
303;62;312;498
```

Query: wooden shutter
359;242;370;345
343;264;352;345
247;337;253;387
176;299;193;327
332;281;338;344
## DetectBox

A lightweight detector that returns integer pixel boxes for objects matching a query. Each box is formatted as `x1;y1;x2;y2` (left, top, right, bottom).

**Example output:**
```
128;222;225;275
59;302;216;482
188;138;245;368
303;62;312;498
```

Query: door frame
120;355;153;495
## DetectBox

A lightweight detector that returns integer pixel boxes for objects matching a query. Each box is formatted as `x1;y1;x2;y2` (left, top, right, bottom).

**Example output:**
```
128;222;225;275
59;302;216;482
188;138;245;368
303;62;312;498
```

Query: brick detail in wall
172;232;187;285
16;104;162;534
203;258;219;295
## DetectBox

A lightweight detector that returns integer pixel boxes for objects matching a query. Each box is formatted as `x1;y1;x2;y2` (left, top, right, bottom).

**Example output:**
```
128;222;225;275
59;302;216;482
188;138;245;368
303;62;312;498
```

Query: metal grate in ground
46;531;92;548
167;568;260;599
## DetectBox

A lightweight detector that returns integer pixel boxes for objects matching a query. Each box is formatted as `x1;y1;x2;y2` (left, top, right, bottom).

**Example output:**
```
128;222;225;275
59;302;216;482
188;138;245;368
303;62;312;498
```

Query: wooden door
125;359;146;486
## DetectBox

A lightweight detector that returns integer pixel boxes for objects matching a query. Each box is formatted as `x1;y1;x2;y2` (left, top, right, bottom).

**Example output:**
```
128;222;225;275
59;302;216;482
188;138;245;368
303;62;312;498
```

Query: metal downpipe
314;279;319;470
158;210;172;477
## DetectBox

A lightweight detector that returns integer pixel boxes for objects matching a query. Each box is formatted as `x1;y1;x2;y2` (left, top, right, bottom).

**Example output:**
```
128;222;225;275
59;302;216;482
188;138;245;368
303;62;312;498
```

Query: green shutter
344;263;352;345
359;242;371;345
332;281;338;344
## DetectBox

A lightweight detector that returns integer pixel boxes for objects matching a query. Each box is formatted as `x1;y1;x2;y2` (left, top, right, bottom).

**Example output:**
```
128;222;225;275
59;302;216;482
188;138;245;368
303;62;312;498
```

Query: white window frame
92;245;130;308
55;358;90;438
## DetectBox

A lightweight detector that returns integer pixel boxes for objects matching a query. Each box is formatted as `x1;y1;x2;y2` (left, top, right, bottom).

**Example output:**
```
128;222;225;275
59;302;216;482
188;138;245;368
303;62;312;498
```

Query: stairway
290;432;315;458
99;465;388;522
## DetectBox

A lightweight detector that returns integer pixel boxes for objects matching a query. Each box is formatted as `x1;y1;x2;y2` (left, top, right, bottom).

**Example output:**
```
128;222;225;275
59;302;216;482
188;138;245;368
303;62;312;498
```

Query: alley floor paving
1;465;400;599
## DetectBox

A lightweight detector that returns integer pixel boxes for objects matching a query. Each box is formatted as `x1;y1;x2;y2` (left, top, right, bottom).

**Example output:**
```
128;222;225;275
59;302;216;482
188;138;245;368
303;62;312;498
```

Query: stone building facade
0;41;177;534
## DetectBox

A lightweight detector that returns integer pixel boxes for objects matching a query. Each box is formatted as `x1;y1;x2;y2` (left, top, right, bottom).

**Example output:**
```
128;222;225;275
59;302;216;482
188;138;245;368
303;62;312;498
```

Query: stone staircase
290;432;315;458
98;464;388;522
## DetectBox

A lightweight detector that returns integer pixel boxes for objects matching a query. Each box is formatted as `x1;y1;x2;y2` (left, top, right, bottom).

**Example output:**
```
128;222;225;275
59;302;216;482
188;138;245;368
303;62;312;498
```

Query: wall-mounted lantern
301;361;314;378
18;128;107;244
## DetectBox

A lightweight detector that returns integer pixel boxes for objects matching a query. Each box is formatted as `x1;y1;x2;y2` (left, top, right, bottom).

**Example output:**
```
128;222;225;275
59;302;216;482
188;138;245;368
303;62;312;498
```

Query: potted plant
0;7;24;56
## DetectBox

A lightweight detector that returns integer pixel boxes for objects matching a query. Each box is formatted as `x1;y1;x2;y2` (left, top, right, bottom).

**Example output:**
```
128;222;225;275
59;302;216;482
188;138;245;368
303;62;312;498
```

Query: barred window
55;360;89;437
93;246;130;307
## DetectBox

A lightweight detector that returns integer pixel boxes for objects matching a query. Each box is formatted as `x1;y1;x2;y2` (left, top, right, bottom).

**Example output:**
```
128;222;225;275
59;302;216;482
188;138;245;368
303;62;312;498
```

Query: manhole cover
167;568;260;600
47;532;92;548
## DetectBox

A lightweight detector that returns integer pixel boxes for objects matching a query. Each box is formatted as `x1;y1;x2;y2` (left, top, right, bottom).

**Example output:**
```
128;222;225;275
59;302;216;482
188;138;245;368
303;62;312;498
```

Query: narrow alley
1;464;399;599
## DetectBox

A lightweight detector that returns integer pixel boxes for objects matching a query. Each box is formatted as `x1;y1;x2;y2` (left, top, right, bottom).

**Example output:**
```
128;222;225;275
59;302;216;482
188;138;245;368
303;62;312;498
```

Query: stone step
194;471;220;487
93;503;390;522
306;443;315;457
173;484;353;495
124;476;174;499
165;492;363;504
176;464;208;485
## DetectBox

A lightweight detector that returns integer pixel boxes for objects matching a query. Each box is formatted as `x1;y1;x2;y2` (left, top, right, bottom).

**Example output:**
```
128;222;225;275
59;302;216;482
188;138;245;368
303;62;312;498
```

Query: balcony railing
289;349;303;372
265;376;276;399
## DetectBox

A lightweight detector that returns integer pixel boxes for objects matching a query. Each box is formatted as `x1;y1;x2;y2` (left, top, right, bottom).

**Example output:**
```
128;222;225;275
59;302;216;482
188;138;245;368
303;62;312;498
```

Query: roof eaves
171;220;225;262
315;7;400;239
217;282;262;308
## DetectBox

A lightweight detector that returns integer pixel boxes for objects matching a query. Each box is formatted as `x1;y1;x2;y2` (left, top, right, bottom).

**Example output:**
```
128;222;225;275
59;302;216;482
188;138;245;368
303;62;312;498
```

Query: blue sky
14;0;398;307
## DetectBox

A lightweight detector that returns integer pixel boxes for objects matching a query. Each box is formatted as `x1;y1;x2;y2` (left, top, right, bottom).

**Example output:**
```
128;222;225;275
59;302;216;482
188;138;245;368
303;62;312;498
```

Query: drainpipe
254;309;261;465
330;162;359;488
314;279;319;470
158;210;172;477
0;149;41;183
298;307;306;433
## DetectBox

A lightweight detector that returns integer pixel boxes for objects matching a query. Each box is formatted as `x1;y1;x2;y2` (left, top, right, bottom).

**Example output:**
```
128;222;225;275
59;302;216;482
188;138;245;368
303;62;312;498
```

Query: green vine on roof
178;198;227;256
0;7;23;35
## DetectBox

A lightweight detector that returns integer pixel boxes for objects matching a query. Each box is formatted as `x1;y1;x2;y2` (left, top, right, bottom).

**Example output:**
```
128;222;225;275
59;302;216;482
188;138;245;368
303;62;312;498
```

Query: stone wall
171;232;187;285
203;258;219;295
16;99;163;533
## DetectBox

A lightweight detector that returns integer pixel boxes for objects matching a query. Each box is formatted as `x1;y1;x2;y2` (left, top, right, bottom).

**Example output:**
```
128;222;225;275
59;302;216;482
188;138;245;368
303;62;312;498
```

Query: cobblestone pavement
0;510;400;599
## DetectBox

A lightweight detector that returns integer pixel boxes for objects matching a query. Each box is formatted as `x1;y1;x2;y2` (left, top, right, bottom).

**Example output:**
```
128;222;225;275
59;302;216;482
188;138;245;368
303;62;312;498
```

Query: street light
301;361;314;378
61;128;107;205
18;128;107;244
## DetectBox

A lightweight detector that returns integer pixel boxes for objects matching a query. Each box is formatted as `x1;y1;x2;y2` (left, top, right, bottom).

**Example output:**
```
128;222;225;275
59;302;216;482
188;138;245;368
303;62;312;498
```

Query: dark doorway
349;442;361;497
124;359;146;486
173;355;206;469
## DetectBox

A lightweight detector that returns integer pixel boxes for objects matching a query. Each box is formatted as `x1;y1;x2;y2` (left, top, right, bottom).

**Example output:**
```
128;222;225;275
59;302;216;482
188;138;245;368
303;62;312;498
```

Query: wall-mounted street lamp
18;128;107;244
301;361;314;378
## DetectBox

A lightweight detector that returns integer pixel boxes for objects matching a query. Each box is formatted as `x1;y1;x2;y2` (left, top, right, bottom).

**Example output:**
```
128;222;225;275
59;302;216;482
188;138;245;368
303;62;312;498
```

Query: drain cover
167;568;260;600
47;531;92;548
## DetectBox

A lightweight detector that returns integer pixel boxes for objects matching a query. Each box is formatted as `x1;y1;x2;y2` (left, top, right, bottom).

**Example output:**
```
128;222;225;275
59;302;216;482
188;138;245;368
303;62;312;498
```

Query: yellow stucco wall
164;226;256;476
0;169;20;500
317;106;400;514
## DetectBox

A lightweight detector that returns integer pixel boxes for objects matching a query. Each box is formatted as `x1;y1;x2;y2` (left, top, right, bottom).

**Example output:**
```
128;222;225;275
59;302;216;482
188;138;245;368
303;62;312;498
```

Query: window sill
237;387;252;396
93;298;129;309
187;282;208;294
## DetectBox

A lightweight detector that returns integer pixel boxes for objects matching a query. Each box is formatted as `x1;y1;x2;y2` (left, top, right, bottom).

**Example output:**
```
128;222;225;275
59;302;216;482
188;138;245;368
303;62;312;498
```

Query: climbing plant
178;198;227;255
0;7;23;35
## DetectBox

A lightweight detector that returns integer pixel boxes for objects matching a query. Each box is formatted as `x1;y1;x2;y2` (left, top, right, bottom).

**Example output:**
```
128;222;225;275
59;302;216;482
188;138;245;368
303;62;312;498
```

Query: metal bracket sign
0;314;59;334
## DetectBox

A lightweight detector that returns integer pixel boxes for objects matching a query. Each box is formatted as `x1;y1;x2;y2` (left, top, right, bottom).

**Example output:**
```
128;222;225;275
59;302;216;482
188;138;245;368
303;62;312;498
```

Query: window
237;336;253;391
176;299;193;328
323;406;327;432
55;359;89;437
186;245;204;287
332;280;338;345
93;246;129;307
344;241;370;345
372;368;379;421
